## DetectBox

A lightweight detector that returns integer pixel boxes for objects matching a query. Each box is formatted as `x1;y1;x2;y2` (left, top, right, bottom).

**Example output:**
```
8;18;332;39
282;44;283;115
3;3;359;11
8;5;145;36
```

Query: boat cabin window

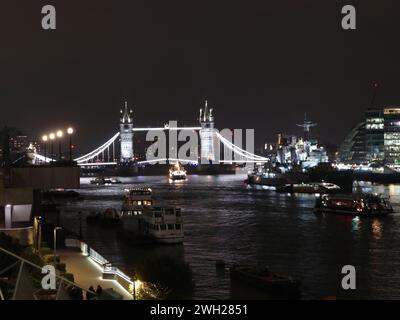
154;212;162;218
160;224;167;231
175;224;181;230
176;210;181;217
167;224;174;230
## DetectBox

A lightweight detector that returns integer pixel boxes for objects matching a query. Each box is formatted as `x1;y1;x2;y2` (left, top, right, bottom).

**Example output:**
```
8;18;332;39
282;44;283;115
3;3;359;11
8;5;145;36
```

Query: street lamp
67;127;74;162
42;135;48;164
53;227;62;265
49;133;55;161
56;130;63;160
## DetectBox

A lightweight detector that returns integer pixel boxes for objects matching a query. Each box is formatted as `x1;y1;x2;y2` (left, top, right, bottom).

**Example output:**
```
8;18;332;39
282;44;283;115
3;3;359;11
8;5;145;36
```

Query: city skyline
1;1;400;152
3;1;400;305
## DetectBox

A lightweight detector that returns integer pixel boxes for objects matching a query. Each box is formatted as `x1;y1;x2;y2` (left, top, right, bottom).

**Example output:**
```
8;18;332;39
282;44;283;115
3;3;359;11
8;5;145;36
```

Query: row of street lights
42;127;74;162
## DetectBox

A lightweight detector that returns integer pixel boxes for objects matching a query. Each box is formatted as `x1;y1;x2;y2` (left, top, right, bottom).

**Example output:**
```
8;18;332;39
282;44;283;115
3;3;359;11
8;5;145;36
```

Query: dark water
55;175;400;299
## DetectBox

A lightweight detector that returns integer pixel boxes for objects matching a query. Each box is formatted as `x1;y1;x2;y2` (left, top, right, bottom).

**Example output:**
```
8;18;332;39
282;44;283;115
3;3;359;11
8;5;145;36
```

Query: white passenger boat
169;162;187;180
141;207;184;244
120;188;184;244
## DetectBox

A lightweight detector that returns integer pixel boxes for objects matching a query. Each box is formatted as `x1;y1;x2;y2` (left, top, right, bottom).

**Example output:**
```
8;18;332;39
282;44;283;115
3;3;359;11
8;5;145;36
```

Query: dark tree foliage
136;255;195;299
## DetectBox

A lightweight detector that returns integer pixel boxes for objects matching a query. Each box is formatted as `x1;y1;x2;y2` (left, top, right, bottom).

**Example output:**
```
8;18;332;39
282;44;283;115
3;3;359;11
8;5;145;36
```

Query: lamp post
49;133;55;162
56;130;63;160
53;227;62;265
67;127;74;162
42;135;48;164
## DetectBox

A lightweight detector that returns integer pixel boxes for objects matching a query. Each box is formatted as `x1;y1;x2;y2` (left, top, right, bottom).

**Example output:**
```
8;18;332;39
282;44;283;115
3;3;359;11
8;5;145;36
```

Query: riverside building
338;107;400;165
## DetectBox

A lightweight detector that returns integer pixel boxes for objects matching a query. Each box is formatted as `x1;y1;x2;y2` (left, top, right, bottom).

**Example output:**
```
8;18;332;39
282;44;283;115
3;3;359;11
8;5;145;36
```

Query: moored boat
230;265;301;299
90;177;122;185
86;208;121;225
245;166;308;188
141;206;184;244
276;182;341;194
314;193;393;217
121;187;153;216
119;188;184;244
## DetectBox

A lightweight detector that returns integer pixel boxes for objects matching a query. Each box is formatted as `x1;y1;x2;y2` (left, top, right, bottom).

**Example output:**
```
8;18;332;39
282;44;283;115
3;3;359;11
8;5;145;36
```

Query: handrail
0;246;96;296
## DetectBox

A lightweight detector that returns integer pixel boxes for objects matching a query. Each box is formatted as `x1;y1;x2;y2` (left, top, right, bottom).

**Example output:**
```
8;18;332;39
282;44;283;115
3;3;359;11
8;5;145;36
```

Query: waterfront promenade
59;248;132;300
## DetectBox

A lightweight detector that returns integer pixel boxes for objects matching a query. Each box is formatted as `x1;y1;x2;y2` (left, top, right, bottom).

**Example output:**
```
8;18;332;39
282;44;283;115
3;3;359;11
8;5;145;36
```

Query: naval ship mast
297;113;317;141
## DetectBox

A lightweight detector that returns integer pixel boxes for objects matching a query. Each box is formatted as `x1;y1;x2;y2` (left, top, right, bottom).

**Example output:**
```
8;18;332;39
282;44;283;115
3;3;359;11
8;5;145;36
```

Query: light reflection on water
55;176;400;299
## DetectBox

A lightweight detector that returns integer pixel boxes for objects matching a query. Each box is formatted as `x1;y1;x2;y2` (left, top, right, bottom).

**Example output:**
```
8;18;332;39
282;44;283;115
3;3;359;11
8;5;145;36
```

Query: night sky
1;0;400;153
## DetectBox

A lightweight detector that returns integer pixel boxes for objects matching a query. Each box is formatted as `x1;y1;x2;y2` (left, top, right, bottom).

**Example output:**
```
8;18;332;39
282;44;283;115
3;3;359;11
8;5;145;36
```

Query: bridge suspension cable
215;132;268;162
74;132;120;163
32;153;53;163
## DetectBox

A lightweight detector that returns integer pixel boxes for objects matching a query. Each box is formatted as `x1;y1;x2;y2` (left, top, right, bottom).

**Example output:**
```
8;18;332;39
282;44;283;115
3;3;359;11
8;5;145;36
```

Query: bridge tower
120;101;134;162
199;99;215;163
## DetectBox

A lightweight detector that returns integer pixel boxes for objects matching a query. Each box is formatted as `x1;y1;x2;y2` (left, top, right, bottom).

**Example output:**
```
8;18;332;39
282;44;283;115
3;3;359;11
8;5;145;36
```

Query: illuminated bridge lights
33;127;269;166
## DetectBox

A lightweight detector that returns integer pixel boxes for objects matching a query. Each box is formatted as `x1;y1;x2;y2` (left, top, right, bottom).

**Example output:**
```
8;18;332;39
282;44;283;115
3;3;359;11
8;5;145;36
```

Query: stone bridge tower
120;101;134;162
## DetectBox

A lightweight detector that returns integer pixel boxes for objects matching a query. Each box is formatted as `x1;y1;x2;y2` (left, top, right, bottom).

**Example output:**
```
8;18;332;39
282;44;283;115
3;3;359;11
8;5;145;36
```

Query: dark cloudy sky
1;0;400;153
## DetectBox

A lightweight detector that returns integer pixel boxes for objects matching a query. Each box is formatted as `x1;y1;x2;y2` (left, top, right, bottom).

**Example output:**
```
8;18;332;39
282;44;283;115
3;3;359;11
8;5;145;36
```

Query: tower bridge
33;100;268;167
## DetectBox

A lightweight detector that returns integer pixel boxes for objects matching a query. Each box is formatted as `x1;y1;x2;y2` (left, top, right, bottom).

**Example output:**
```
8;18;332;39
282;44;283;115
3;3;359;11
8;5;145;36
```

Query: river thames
55;175;400;299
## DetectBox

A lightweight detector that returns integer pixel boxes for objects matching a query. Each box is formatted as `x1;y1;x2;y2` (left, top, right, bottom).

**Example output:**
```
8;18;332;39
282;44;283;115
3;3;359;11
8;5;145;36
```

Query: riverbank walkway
59;248;132;300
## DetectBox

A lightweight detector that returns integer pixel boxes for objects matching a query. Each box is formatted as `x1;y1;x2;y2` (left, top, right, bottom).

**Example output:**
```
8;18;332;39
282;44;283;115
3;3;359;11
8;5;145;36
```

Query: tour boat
169;162;187;180
120;187;153;216
276;182;341;194
120;188;184;244
314;193;393;217
140;206;184;244
230;265;301;299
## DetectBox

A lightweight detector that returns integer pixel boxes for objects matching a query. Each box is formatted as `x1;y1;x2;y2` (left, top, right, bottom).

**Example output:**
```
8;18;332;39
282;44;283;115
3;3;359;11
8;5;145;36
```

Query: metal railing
65;239;135;295
0;246;96;300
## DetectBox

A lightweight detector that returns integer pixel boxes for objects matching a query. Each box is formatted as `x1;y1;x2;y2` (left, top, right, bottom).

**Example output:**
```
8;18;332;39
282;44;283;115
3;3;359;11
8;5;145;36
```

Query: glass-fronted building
338;122;366;163
365;108;384;161
338;107;400;164
383;108;400;164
